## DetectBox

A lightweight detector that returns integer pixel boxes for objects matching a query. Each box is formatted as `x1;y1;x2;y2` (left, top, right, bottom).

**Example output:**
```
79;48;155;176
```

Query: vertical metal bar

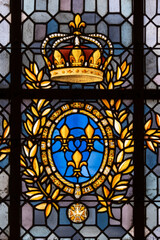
10;0;21;238
133;0;144;238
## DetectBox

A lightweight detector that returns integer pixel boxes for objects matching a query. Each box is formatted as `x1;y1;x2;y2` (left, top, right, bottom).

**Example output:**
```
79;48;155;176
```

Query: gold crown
41;14;113;83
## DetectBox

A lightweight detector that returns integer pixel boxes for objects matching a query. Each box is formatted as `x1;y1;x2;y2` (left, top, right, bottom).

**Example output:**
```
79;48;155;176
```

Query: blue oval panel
52;113;104;183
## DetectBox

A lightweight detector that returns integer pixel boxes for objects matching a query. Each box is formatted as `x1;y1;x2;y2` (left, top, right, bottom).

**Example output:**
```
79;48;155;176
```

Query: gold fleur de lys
68;150;87;177
25;63;51;89
55;125;74;152
81;124;100;151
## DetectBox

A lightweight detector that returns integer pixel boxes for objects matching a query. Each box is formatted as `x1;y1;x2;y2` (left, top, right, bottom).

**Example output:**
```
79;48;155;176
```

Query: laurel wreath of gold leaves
24;63;51;89
0;117;10;161
21;99;64;218
95;99;134;218
99;60;130;90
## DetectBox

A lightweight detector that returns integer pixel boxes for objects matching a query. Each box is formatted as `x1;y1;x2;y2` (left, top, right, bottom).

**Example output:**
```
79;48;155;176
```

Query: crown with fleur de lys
41;14;113;83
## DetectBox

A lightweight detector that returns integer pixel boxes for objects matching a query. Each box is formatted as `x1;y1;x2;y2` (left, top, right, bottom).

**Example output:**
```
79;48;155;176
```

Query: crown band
50;67;103;83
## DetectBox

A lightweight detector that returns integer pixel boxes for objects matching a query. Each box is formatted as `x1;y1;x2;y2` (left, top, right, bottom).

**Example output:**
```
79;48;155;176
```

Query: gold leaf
35;203;47;210
26;113;33;122
118;159;131;172
107;71;110;82
26;83;34;89
20;159;26;167
56;195;64;201
110;100;114;106
52;202;59;210
98;196;107;206
39;128;43;134
156;114;160;126
26;169;35;176
98;207;107;212
3;126;10;138
114;119;121;134
108;82;113;89
124;139;132;148
52;189;59;199
31;106;39;117
26;191;41;197
41;176;48;183
117;151;124;163
113;164;117;173
41;81;51;87
45;203;52;217
41;117;46;127
30;145;38;157
37;99;46;111
26;120;33;132
110;70;113;79
46;184;51;194
0;154;7;161
0;147;10;153
42;108;51;116
146;129;156;135
114;81;123;86
26;75;34;83
111;195;124;201
3;119;8;129
115;185;127;190
102;99;110;109
33;158;39;176
108;175;112;183
28;140;33;148
33;119;41;135
106;110;113;118
24;179;33;183
117;140;123;149
129;123;133;131
115;100;121;110
37;70;43;81
125;146;134;153
146;141;155;152
112;174;121;188
28;187;38;191
103;186;110;198
107;118;113;126
40;166;44;174
145;119;152;131
33;63;38;75
23;171;29;176
120;114;128;123
121;128;128;139
99;84;104;90
123;166;134;174
25;68;37;81
117;181;128;186
121;61;127;72
122;65;130;77
117;66;122;80
24;146;29;157
24;123;31;135
30;194;44;201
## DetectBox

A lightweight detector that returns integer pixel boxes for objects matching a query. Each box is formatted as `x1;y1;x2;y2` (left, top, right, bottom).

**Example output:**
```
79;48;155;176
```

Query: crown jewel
41;14;113;83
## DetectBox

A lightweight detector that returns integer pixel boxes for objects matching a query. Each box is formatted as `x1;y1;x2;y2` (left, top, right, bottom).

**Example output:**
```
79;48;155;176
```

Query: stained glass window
0;0;159;239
